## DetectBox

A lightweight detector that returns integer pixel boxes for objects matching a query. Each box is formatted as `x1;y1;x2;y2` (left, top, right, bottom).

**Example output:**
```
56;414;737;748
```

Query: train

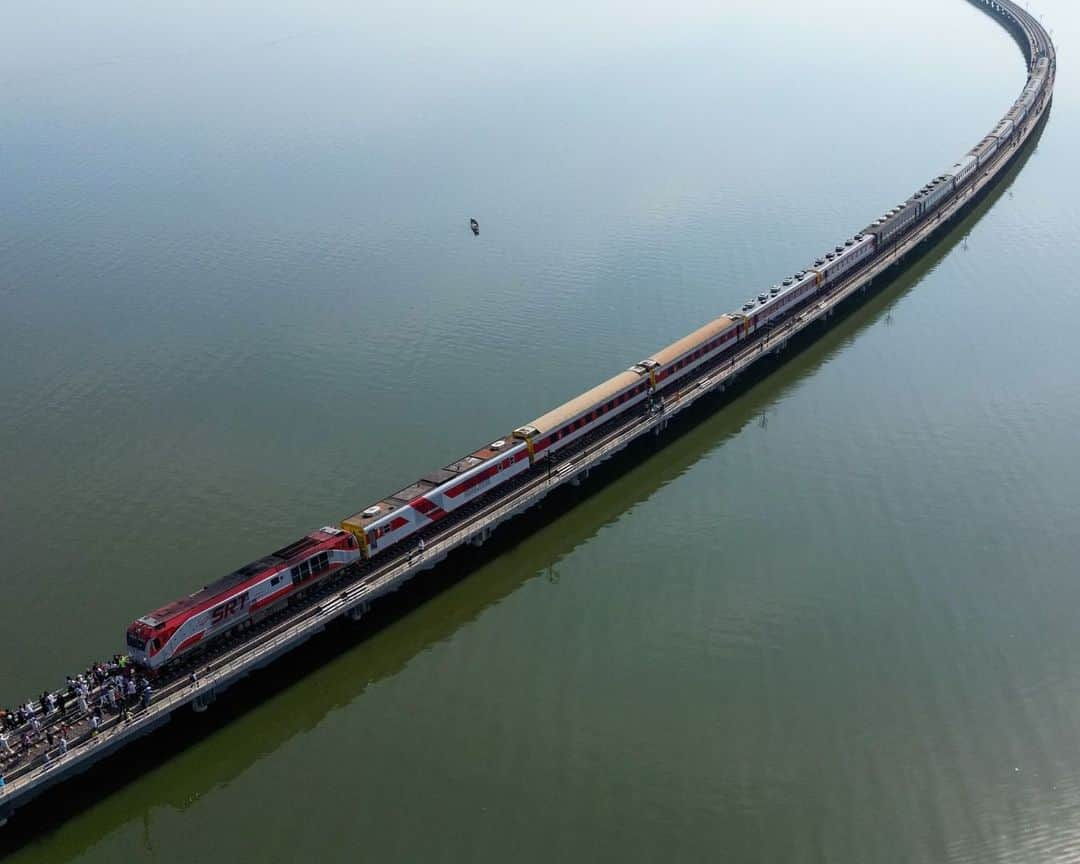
125;3;1054;673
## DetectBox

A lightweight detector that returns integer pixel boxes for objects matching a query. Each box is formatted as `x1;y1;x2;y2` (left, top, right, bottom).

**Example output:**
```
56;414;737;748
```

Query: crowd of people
0;655;154;779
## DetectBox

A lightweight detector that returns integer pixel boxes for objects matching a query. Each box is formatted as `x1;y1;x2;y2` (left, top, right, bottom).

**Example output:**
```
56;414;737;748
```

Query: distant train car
950;154;978;187
915;174;955;213
817;234;876;283
973;135;999;166
990;118;1015;146
863;200;919;247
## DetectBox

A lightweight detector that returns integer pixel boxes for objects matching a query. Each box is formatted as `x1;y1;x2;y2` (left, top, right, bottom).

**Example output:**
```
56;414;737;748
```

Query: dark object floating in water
469;218;479;236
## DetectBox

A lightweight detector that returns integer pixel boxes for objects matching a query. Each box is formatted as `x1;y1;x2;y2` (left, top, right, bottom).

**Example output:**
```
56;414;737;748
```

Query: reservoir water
2;0;1078;860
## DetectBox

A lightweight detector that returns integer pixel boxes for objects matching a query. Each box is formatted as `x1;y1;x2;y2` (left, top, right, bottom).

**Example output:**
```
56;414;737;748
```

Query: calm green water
2;0;1078;859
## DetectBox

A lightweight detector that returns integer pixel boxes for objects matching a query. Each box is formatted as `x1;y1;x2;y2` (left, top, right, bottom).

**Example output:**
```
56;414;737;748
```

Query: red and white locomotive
126;527;360;670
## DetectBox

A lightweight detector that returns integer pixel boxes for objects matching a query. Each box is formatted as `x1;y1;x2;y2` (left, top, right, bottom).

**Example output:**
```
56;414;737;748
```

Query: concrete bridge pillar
192;689;217;713
346;602;370;622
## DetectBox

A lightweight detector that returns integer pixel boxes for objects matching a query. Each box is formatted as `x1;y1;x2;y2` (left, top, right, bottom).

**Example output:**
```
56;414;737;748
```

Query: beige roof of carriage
649;315;741;365
521;369;642;436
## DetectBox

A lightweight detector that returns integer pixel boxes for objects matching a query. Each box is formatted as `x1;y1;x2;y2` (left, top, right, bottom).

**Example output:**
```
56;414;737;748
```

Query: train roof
990;117;1014;138
861;200;915;237
137;529;344;626
649;315;740;366
139;558;283;627
523;368;643;436
912;174;952;200
342;439;525;530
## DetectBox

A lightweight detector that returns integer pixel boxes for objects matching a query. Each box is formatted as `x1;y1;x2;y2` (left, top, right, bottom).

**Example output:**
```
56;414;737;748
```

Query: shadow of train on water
0;105;1051;858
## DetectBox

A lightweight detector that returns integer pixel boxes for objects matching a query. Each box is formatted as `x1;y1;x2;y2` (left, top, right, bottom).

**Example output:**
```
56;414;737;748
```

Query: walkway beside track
0;0;1055;829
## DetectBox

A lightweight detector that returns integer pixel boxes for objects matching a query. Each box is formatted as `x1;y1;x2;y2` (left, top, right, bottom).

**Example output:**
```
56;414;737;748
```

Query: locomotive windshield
126;631;147;651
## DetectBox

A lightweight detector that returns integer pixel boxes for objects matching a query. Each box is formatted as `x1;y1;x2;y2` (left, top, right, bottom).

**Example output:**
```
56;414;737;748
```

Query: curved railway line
0;0;1056;832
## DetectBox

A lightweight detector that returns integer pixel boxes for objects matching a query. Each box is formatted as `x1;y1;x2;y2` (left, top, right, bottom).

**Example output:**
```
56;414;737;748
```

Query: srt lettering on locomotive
211;592;249;626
